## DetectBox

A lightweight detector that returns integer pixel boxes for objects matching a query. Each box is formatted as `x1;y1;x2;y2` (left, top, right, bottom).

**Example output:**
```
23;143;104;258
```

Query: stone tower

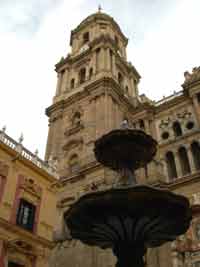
45;10;141;172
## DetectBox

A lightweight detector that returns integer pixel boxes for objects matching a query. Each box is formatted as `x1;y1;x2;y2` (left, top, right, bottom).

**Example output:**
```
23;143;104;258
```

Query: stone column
144;119;151;134
55;73;62;96
160;158;169;182
112;52;117;78
105;47;110;71
174;151;182;178
99;48;105;71
61;69;68;93
91;98;97;141
108;95;113;131
192;95;200;127
94;50;97;74
171;251;179;267
130;77;136;97
185;144;196;173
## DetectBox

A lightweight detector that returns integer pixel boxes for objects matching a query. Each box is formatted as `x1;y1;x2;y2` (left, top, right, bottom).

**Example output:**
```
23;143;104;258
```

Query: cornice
116;54;141;80
55;49;92;72
0;217;54;249
163;171;200;191
155;93;189;113
158;129;200;150
46;76;155;120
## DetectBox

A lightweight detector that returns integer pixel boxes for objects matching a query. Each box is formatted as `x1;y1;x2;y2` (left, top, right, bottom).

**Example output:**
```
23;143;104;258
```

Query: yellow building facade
0;131;58;267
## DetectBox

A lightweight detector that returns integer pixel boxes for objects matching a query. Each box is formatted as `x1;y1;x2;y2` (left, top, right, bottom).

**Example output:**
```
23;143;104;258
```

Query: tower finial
98;4;102;13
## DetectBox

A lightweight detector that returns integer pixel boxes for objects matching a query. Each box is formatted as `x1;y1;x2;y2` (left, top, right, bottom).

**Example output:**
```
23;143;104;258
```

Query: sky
0;0;200;158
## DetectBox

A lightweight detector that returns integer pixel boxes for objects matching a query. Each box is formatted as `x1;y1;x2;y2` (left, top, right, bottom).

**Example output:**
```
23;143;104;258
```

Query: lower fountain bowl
64;185;192;250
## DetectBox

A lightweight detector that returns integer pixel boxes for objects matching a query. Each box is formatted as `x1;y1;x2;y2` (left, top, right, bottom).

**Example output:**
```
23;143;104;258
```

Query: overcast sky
0;0;200;158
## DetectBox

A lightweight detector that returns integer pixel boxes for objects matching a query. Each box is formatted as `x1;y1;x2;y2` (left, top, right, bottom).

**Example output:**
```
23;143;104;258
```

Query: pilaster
192;95;200;127
160;158;169;182
185;144;196;173
174;151;182;178
55;73;62;96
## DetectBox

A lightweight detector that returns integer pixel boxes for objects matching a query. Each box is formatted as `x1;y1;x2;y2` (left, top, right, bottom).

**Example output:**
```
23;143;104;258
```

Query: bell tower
46;11;160;267
45;10;141;177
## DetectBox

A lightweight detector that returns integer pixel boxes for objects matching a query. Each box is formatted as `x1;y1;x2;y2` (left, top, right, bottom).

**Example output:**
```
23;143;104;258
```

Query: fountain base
113;243;145;267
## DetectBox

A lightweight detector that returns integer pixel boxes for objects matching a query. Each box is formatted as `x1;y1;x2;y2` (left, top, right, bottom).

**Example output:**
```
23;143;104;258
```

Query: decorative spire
18;133;24;144
34;149;39;157
98;4;102;13
2;125;6;133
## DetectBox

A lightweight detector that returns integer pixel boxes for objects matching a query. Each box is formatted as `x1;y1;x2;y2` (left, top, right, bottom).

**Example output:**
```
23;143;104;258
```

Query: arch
166;151;177;180
191;141;200;170
69;154;79;174
110;49;113;72
115;35;119;46
96;48;101;71
173;121;182;137
118;72;123;86
178;147;191;175
125;86;129;95
70;78;75;89
83;31;89;44
139;119;145;130
89;67;93;79
79;68;86;84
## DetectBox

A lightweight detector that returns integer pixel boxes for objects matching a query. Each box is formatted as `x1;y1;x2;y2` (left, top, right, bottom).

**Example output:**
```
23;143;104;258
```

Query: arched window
72;112;81;127
178;147;191;175
191;142;200;170
173;121;182;137
83;32;89;44
96;48;100;72
166;151;177;180
118;72;123;86
70;78;75;89
110;49;113;72
69;154;79;174
89;68;93;79
115;35;119;46
139;119;145;130
79;68;86;84
125;86;129;95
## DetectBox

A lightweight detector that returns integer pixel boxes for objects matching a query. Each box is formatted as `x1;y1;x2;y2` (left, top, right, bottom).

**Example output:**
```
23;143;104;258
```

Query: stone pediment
20;178;42;199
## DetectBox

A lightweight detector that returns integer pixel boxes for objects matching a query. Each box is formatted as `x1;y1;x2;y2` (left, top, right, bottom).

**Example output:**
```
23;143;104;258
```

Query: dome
70;11;128;45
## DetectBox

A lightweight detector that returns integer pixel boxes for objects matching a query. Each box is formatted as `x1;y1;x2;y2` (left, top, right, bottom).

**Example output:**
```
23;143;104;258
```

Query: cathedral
1;8;200;267
47;10;200;267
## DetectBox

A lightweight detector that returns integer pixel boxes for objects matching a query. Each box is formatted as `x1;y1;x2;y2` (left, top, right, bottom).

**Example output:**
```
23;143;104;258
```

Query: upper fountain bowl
94;129;157;171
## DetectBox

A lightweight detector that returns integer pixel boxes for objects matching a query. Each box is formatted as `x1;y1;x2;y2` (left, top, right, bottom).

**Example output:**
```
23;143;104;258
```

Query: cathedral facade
46;11;200;267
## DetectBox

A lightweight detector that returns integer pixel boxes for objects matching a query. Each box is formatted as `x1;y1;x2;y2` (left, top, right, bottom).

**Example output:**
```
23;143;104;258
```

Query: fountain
64;127;192;267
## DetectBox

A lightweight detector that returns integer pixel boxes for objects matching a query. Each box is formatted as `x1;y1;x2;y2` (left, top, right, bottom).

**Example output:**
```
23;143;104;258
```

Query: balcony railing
0;130;59;179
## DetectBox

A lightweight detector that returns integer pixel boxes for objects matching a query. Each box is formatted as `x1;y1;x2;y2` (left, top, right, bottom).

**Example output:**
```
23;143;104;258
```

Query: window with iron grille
16;199;36;232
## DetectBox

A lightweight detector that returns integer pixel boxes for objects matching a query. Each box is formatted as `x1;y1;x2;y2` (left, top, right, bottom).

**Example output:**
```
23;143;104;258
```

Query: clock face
79;44;89;54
